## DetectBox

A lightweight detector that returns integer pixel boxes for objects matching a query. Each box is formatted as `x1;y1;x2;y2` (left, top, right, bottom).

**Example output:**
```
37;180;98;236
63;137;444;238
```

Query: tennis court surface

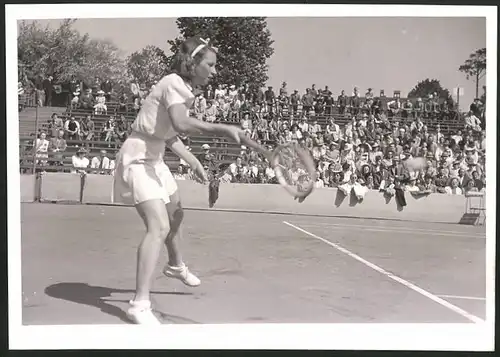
21;203;486;325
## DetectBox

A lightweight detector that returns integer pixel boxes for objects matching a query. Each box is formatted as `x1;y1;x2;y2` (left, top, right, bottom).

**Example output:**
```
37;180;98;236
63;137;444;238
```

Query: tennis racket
239;133;317;201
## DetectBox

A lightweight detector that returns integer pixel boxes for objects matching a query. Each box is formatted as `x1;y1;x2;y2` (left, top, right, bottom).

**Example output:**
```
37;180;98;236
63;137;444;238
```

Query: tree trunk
475;73;479;98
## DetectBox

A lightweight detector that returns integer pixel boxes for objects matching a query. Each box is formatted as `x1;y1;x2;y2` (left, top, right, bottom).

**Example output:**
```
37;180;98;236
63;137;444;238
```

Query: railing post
79;172;86;204
34;171;42;202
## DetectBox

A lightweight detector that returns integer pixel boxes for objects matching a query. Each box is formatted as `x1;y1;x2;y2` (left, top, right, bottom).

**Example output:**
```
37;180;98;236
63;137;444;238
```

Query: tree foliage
17;19;126;86
126;45;169;88
167;17;274;90
458;48;486;97
407;78;454;107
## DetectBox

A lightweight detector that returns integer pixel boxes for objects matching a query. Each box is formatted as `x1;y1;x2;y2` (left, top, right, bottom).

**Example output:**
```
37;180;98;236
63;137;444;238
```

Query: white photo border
6;3;496;351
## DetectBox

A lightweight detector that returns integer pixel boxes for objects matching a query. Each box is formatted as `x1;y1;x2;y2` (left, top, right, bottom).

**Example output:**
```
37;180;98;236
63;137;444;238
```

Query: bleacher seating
18;98;468;174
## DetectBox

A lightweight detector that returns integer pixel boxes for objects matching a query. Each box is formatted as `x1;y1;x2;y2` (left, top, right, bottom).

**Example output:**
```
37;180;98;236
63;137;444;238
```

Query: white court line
296;224;486;239
437;295;486;301
292;221;486;237
283;221;485;324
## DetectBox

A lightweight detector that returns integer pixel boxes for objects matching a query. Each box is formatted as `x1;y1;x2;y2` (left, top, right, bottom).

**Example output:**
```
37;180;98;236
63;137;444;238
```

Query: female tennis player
113;36;243;324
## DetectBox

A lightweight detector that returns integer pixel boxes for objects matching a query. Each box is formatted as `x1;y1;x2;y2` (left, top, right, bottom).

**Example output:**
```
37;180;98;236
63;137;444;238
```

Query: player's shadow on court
45;282;196;324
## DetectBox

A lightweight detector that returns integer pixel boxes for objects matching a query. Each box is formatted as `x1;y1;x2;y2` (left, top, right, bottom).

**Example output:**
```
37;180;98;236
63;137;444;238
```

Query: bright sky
25;17;485;110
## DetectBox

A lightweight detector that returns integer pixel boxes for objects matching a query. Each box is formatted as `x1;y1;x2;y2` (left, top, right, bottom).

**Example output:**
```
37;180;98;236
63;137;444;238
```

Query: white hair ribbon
191;38;210;58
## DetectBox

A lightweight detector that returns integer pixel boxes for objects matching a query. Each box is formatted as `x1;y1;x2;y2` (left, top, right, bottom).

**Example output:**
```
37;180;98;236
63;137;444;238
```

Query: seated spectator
205;100;217;123
94;90;107;114
173;165;187;180
34;132;50;168
48;113;64;138
79;115;95;142
71;147;90;174
444;177;463;195
64;116;80;141
194;93;207;120
79;88;94;110
405;177;420;193
229;157;246;182
470;170;485;191
102;116;116;147
118;93;128;113
240;112;252;135
71;91;80;110
309;120;322;136
114;115;129;144
417;174;437;193
464;111;482;132
198;144;217;172
48;129;67;168
90;149;113;174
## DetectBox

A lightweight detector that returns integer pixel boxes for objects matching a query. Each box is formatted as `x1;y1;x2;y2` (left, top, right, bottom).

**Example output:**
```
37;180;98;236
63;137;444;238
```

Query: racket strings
274;145;314;190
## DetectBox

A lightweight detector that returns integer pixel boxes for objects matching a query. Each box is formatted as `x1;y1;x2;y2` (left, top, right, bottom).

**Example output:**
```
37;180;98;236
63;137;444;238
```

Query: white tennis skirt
112;131;178;205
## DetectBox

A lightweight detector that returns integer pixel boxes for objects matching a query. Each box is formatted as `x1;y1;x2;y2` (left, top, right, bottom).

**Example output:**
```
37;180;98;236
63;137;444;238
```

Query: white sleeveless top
130;73;195;141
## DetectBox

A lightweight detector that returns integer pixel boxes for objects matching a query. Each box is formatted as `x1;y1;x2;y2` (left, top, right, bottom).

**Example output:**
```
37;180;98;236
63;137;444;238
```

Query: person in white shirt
35;132;50;166
464;111;482;132
314;171;325;188
91;149;113;174
445;177;463;195
112;36;243;325
71;147;90;174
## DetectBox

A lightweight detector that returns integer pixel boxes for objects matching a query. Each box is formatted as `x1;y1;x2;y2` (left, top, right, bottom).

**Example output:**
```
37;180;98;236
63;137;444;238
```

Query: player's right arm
168;104;242;144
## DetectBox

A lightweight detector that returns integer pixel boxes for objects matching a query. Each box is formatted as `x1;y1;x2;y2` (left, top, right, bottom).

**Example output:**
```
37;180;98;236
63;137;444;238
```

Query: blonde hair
170;36;217;81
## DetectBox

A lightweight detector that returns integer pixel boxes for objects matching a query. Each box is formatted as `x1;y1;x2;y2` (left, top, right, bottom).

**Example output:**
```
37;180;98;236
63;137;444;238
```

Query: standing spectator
100;79;113;101
310;84;318;98
469;98;484;119
289;90;301;116
350;87;361;116
302;89;314;115
71;88;80;110
337;90;348;115
42;75;53;107
64;116;80;141
365;88;374;110
387;97;402;118
264;86;276;114
324;91;334;116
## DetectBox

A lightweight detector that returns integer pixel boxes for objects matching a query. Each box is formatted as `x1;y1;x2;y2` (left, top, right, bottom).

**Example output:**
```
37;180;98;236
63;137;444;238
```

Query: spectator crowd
21;77;487;197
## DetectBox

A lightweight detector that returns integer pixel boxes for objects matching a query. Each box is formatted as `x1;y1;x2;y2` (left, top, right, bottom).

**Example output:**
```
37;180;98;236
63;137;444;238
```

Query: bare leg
164;190;184;267
133;199;170;302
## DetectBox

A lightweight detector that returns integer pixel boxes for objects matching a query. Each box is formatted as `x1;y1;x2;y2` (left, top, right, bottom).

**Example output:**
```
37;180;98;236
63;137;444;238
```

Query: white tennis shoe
163;264;201;287
127;300;161;325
